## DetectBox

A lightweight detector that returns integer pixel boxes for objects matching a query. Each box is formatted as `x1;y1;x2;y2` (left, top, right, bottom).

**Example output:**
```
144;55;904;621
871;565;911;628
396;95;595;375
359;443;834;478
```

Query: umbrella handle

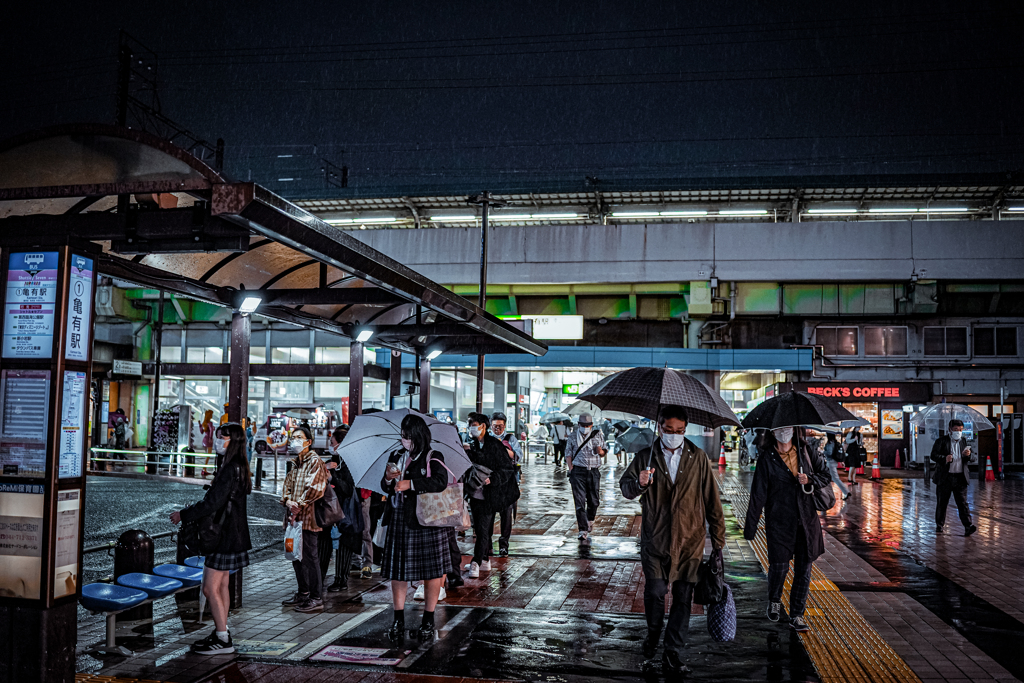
799;466;814;494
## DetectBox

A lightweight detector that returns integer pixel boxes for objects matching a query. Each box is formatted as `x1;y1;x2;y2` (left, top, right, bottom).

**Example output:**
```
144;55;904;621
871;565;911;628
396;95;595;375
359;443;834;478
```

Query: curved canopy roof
0;124;545;357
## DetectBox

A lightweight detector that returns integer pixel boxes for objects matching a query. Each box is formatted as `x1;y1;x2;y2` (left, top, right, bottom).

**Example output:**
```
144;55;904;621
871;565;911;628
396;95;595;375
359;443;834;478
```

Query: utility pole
467;192;505;412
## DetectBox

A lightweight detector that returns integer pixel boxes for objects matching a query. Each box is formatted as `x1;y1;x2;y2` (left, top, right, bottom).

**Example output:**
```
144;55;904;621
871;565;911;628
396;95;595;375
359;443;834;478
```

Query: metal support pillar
389;350;402;409
469;191;503;413
349;341;364;420
419;357;431;414
227;312;250;424
146;291;165;474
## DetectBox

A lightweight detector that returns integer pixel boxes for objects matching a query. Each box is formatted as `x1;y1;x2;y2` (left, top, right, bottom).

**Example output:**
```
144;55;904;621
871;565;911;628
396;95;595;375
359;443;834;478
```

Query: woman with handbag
170;422;252;655
381;413;452;641
845;427;864;486
743;426;830;634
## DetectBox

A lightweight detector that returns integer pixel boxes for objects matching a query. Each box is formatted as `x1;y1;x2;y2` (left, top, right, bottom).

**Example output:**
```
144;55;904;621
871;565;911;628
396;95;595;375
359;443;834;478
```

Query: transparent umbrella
566;400;641;423
539;411;572;424
910;404;995;431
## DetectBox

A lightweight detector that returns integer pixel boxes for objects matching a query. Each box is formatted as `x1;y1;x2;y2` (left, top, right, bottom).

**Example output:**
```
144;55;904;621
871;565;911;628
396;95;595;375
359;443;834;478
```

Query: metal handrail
83;529;177;555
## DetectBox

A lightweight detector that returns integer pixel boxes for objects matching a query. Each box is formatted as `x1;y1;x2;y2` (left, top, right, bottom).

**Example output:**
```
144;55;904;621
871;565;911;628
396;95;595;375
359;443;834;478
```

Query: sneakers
662;649;690;675
413;583;426;601
191;631;234;655
465;561;480;578
480;559;491;572
578;531;588;542
447;572;465;589
767;601;782;622
791;617;810;633
327;578;348;593
294;597;324;613
438;586;447;602
498;548;509;558
936;525;944;534
361;566;373;580
965;524;978;537
282;591;307;606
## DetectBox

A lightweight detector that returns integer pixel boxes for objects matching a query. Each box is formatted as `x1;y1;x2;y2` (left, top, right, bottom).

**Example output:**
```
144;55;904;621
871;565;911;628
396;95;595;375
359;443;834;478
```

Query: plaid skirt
206;551;250;572
381;496;453;581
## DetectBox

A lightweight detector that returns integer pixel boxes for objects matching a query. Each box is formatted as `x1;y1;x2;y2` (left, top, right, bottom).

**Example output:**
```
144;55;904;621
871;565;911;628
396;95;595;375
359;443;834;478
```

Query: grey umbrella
616;426;656;453
540;411;571;424
576;367;740;428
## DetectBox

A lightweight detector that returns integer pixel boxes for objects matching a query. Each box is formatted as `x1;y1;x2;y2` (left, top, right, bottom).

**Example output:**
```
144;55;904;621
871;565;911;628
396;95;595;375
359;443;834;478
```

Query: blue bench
80;565;200;656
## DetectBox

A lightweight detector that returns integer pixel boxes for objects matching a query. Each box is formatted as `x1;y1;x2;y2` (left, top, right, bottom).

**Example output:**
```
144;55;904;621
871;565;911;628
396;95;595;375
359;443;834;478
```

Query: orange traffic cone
985;455;995;482
894;449;902;470
718;443;727;469
857;462;865;475
870;454;882;481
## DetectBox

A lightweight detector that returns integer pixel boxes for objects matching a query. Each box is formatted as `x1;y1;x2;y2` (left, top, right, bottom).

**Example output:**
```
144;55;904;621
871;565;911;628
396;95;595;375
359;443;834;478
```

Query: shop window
923;326;968;356
270;381;309;401
249;346;267;364
815;326;858;356
864;326;908;356
186;346;224;363
315;381;348;398
248;380;266;398
162;346;182;363
271;346;311;364
974;326;1018;357
315;347;349;364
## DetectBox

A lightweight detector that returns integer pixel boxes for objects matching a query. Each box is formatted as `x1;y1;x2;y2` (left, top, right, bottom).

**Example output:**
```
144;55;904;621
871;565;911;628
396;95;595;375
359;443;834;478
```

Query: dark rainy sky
3;1;1022;196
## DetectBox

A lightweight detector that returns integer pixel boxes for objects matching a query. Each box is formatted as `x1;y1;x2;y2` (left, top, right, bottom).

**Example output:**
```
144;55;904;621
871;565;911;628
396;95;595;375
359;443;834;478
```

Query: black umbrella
576;367;740;428
616;426;656;453
741;391;863;430
612;420;632;432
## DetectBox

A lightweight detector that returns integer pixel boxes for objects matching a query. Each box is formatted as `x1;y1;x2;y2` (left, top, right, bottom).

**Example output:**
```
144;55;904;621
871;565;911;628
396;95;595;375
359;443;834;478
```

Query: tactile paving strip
718;471;923;683
75;675;162;683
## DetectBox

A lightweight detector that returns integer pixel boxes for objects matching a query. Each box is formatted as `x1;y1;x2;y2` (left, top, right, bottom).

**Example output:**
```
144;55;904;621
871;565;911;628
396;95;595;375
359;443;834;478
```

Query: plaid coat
281;450;329;532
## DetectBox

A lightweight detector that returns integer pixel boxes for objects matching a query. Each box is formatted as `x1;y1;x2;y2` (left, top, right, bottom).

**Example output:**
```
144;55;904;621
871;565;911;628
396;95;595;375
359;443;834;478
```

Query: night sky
3;1;1022;196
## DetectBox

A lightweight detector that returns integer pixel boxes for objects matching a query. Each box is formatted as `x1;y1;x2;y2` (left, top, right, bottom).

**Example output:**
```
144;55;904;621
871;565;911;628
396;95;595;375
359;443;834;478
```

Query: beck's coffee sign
791;382;931;403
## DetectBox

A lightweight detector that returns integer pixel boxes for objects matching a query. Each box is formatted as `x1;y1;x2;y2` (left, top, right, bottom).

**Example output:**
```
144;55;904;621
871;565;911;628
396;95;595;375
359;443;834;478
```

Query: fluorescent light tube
239;296;262;314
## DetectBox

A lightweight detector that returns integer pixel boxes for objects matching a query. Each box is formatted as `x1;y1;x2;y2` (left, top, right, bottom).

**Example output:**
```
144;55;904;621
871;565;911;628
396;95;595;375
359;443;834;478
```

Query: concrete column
349;341;364;420
389;350;403;408
419;358;431;414
227;312;250;424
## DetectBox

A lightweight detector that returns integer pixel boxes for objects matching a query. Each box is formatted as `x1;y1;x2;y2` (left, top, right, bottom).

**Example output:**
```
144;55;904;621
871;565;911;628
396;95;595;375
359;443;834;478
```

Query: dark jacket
744;440;830;565
381;448;449;529
930;435;971;489
330;456;363;552
468;433;520;515
180;459;252;554
620;437;726;583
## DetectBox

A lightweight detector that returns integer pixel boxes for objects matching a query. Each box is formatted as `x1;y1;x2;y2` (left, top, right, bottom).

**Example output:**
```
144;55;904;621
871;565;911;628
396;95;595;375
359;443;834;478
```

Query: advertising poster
64;254;93;362
310;645;404;666
54;489;80;599
0;370;51;478
59;371;87;478
0;483;45;600
3;252;58;359
881;409;904;440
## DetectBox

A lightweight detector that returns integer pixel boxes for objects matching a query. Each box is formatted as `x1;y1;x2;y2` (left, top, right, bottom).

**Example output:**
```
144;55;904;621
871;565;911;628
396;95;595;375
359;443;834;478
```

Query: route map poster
3;252;58;360
59;371;87;479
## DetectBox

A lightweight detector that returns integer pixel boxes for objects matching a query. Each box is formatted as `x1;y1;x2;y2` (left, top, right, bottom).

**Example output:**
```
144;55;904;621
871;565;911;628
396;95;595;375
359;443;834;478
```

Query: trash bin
115;529;154;623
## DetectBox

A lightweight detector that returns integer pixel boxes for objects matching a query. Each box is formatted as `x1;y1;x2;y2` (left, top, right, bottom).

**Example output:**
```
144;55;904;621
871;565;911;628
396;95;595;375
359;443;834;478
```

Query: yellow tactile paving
75;675;162;683
719;472;923;683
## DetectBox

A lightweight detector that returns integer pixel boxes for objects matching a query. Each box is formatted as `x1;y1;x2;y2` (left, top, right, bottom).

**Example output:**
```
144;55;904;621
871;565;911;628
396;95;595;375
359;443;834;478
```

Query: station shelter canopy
0;124;546;358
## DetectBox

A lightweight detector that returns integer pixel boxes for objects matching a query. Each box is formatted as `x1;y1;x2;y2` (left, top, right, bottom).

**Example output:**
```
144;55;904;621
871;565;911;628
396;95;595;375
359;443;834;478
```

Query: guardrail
83;530;177;556
88;447;286;484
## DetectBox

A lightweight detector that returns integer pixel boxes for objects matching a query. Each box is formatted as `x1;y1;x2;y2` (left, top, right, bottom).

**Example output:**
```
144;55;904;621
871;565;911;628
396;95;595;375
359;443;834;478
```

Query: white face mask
581;426;592;435
288;438;307;454
474;425;486;439
950;430;963;441
492;425;505;437
214;437;229;456
400;437;414;452
774;427;794;444
328;442;338;456
661;433;685;450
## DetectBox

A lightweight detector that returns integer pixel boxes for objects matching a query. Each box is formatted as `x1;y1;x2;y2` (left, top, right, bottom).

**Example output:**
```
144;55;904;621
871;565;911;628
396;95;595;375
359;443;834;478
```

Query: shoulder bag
415;457;470;529
314;479;346;528
801;451;836;512
569;430;600;465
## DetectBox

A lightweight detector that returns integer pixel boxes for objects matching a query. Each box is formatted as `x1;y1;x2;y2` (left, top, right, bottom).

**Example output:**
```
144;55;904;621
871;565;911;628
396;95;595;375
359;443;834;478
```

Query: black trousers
318;528;333;582
447;527;462;576
936;480;973;529
292;528;322;599
569;467;601;532
469;498;495;564
643;578;694;657
554;440;567;465
499;505;514;553
767;526;813;619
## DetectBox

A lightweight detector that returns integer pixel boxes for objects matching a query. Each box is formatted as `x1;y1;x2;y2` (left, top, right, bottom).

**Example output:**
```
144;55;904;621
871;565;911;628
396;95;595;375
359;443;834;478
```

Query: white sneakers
465;561;480;578
412;584;447;602
480;560;491;572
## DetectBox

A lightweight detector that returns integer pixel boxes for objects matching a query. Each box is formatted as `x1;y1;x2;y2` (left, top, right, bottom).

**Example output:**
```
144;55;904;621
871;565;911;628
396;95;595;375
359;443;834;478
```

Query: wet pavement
76;454;1024;682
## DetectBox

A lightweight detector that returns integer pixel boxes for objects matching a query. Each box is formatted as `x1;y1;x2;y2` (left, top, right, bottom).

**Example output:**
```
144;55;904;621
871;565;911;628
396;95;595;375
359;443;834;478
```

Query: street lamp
425;345;443;361
355;327;374;343
238;295;262;315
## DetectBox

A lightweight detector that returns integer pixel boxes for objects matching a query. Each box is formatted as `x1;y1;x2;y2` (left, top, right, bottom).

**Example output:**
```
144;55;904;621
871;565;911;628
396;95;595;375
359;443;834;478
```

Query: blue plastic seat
116;572;183;598
183;556;205;569
80;583;148;613
152;563;204;587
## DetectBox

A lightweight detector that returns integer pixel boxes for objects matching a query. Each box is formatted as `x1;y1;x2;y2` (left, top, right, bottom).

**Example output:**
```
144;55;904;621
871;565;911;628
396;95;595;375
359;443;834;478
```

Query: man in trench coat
620;405;726;675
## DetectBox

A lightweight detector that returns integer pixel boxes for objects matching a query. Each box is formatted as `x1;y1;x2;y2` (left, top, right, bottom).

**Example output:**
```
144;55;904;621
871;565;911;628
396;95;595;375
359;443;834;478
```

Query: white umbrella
910;403;995;431
566;400;641;423
337;408;472;494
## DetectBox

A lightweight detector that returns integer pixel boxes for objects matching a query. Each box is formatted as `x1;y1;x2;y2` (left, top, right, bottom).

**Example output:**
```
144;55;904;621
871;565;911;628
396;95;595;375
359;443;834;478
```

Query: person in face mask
619;405;726;675
324;425;360;593
744;424;830;634
463;412;519;579
279;426;330;613
491;412;523;558
930;419;976;536
566;413;607;543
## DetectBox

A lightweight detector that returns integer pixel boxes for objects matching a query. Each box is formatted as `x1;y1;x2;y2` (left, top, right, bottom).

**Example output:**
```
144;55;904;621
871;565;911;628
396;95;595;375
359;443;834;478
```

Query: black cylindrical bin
115;530;154;623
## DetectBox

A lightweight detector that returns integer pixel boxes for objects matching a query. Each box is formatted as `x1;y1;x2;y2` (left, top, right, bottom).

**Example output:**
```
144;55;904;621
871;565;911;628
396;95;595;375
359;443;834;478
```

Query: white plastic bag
372;520;387;548
284;522;303;562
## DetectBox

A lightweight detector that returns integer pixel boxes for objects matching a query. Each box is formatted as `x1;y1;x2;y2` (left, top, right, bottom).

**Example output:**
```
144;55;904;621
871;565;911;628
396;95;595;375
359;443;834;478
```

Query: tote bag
415;458;468;528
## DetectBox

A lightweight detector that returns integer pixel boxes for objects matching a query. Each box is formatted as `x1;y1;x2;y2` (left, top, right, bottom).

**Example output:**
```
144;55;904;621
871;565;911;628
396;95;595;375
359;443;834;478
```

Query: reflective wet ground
77;456;1024;682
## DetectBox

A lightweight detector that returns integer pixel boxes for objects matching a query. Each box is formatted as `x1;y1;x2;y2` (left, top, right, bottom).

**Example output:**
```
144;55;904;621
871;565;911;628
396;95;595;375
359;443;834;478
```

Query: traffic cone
870;454;882;481
894;449;902;470
985;456;995;482
857;462;865;475
718;443;727;469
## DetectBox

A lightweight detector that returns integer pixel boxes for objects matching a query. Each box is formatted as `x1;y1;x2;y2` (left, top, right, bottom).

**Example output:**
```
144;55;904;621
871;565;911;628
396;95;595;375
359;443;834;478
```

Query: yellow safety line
717;471;922;683
75;675;162;683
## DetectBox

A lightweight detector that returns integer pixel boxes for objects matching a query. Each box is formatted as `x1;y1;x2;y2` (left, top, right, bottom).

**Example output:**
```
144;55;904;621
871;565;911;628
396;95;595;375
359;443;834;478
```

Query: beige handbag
415;458;468;528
